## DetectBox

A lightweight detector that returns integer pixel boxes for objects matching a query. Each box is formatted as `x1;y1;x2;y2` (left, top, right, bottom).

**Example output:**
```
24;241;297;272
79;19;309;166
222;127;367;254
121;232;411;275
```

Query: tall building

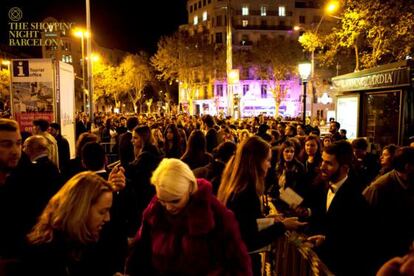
180;0;336;118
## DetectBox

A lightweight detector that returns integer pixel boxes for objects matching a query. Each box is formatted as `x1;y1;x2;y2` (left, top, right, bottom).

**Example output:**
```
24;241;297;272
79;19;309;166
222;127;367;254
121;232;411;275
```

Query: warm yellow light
298;62;312;80
293;25;301;31
228;69;239;84
1;60;11;66
91;53;100;62
73;28;90;38
326;1;339;14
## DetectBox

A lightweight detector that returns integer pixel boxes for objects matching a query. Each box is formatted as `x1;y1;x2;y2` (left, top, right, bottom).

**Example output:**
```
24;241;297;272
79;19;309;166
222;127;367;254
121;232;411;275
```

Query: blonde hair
151;158;197;200
218;136;270;205
27;171;113;245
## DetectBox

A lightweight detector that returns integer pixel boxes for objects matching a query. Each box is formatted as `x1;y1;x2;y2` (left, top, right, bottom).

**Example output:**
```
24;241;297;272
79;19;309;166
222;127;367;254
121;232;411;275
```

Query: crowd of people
0;111;413;276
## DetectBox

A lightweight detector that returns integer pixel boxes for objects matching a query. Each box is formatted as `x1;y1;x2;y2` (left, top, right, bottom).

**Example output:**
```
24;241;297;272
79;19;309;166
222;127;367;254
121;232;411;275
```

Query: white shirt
326;175;348;211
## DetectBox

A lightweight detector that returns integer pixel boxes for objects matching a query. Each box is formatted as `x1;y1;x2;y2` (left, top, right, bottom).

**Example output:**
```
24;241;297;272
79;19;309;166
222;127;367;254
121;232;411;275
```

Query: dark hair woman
125;125;163;236
163;124;183;158
218;136;306;275
181;130;213;170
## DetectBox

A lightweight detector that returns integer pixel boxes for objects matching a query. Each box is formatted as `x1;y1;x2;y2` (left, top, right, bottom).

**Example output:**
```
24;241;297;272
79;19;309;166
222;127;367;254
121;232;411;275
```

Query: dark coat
54;134;70;173
226;184;286;276
0;154;61;259
118;132;134;168
95;170;135;275
127;180;252;276
75;121;90;140
363;170;414;268
126;144;163;236
205;128;218;154
310;176;373;276
192;159;226;194
21;231;109;276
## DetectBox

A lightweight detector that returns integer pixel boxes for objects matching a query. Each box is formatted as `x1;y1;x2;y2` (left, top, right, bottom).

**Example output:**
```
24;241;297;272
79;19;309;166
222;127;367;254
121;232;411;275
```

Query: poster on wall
11;59;55;133
336;96;359;139
57;61;76;158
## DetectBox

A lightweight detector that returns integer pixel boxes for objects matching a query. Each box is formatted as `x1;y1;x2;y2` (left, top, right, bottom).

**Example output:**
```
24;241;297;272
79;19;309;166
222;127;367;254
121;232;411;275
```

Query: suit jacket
118;132;134;168
310;176;373;276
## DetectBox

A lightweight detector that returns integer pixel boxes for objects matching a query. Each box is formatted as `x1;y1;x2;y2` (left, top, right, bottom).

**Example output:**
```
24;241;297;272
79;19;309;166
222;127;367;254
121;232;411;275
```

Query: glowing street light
73;28;89;112
1;60;11;66
325;1;339;14
296;1;341;119
298;61;312;124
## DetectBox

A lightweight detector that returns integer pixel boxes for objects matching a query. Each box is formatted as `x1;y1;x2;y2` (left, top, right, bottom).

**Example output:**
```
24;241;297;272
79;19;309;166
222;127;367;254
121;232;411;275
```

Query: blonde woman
127;158;252;276
218;136;306;276
23;171;114;276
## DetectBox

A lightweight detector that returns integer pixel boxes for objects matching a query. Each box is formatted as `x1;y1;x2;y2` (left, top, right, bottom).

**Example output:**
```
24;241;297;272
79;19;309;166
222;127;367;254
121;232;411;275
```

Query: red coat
127;179;252;276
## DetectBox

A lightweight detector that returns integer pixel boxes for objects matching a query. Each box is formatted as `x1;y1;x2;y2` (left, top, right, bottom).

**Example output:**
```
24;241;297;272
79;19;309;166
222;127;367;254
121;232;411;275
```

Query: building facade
180;0;335;118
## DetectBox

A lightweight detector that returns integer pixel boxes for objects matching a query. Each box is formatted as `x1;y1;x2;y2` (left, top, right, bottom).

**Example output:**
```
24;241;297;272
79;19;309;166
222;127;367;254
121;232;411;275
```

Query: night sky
1;0;188;55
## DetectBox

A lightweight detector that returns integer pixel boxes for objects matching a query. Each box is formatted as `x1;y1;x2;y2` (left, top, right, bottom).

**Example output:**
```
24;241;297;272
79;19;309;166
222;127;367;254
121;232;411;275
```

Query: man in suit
49;122;70;174
23;135;63;209
76;113;91;140
307;140;373;275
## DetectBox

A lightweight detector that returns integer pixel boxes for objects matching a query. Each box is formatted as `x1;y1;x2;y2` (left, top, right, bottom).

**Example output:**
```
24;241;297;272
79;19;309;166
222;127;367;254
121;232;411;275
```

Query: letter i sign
13;60;29;77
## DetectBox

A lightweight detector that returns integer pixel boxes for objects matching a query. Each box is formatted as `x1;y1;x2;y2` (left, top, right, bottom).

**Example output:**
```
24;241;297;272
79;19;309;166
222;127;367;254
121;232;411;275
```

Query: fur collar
144;179;215;236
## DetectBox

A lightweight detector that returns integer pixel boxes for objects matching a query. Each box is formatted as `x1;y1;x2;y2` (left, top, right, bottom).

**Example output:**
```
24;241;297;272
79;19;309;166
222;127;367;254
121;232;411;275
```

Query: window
216;15;222;26
279;6;286;16
198;1;201;8
194;16;199;25
299;15;305;23
203;11;208;21
242;20;248;27
204;86;208;98
203;0;206;6
241;34;249;45
261;6;267;16
190;5;193;12
217;84;224;96
208;0;211;3
242;6;249;16
243;84;249;95
261;84;267;98
61;55;72;64
215;32;223;43
261;20;267;27
313;15;321;24
194;3;197;11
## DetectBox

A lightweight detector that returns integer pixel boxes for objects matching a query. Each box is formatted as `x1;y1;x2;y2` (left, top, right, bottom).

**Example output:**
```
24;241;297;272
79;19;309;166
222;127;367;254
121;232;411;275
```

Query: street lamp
73;28;89;112
296;1;340;118
86;0;94;123
298;61;311;124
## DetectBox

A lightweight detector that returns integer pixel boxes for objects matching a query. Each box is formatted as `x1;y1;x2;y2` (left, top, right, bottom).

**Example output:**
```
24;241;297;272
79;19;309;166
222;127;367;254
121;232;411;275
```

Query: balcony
234;24;293;31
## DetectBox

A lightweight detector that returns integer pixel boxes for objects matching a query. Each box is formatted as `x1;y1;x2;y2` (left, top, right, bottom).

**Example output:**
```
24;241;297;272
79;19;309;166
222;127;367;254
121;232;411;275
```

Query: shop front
332;60;414;148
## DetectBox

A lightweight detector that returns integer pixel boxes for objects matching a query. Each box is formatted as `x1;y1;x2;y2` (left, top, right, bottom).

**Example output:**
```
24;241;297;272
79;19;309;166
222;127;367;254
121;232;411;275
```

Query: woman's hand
306;235;326;247
281;217;307;230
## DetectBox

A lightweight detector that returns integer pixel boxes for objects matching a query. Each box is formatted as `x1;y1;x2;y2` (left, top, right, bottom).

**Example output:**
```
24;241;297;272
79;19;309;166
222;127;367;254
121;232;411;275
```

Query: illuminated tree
251;37;303;117
93;62;127;111
0;69;10;97
315;0;414;71
151;31;224;114
120;53;154;113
